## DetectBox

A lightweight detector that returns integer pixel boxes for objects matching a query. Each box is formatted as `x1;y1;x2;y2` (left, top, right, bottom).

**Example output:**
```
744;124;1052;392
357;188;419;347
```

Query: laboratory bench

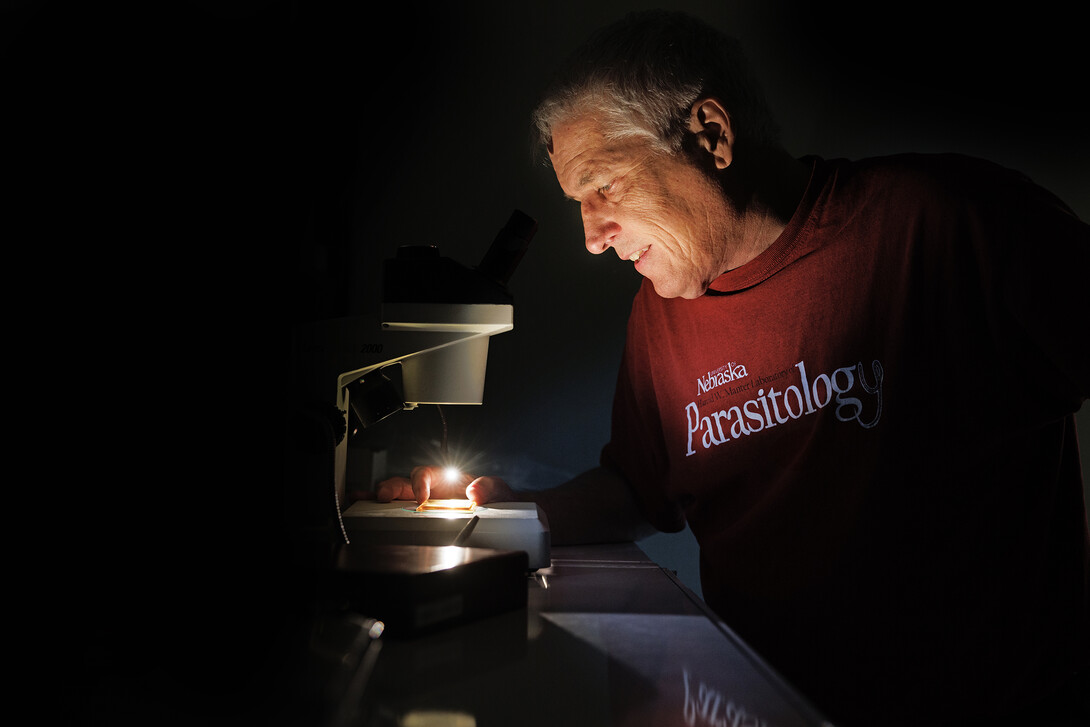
293;542;833;727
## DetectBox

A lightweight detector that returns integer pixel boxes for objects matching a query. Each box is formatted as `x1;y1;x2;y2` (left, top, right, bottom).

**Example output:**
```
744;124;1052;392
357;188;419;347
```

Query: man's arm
498;466;658;545
376;464;657;545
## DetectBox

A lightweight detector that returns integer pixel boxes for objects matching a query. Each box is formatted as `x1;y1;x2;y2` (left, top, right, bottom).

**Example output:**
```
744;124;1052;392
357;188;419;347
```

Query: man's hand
466;476;516;505
375;465;656;545
375;465;516;505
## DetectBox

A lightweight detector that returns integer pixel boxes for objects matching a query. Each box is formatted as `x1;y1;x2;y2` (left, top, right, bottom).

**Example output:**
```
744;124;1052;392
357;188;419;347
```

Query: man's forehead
550;116;641;190
548;115;606;162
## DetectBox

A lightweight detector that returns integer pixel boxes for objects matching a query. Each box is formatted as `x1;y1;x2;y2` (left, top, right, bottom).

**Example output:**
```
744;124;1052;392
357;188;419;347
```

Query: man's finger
374;477;414;502
410;466;435;504
466;476;513;504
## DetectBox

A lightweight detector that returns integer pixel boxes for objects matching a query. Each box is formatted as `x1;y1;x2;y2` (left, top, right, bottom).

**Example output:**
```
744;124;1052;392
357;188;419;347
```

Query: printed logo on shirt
697;361;749;396
685;359;884;456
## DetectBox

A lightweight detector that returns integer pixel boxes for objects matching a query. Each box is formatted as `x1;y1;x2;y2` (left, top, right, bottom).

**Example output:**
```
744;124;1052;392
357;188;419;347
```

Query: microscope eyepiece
476;209;537;286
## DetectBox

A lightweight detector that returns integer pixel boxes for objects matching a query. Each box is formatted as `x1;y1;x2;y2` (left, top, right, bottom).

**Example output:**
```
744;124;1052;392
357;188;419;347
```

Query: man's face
549;113;735;299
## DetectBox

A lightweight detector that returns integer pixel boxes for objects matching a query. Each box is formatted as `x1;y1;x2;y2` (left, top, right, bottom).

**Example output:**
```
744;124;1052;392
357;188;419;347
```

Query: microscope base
341;500;551;570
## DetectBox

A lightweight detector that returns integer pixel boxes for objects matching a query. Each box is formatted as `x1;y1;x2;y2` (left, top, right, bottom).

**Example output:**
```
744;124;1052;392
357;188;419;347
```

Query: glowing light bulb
443;466;461;483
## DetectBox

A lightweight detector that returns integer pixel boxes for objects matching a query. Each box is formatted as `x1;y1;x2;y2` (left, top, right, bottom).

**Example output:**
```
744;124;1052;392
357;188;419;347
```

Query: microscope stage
341;500;550;570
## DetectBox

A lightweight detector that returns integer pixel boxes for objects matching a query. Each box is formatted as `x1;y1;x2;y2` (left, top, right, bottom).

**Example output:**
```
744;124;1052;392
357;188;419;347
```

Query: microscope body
288;211;536;546
291;300;514;514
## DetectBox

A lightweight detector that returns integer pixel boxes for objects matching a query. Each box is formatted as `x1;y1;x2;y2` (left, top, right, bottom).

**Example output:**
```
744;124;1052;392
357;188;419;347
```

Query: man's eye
597;183;613;195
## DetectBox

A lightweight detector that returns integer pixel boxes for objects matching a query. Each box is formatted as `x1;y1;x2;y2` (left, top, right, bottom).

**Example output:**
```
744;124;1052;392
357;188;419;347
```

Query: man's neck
721;145;811;269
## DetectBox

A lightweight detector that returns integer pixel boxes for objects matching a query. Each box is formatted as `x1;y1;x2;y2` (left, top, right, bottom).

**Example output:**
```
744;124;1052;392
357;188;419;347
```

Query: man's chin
651;279;703;300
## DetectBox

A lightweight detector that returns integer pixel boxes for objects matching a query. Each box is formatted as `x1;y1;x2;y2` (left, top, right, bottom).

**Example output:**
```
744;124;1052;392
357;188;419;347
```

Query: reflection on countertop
299;544;831;727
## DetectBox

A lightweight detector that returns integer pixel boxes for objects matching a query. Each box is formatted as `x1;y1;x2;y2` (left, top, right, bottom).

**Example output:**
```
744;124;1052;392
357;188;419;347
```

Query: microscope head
299;210;536;430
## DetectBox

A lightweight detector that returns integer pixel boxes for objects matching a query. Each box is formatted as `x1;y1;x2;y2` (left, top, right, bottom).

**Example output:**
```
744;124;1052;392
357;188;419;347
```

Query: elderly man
379;11;1089;726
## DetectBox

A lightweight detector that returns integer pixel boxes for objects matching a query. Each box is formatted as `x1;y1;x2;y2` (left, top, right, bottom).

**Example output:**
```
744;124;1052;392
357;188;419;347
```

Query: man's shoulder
816;153;1039;221
829;152;1026;194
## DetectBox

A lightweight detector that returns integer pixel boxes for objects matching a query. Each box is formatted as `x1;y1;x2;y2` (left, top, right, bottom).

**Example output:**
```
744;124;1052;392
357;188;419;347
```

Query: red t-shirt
602;154;1089;725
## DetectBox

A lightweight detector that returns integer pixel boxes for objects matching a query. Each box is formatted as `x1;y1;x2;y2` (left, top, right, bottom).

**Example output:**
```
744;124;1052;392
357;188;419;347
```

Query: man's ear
688;97;733;170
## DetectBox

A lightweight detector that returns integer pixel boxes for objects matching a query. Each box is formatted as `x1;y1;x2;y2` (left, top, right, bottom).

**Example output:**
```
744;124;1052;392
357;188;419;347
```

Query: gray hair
531;10;780;160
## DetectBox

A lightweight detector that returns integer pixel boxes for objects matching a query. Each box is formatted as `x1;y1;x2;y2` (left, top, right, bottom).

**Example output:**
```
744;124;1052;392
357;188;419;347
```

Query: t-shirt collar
705;156;828;295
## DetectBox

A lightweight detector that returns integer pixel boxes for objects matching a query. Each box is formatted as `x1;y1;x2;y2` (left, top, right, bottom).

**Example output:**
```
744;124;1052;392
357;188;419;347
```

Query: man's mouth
628;246;649;263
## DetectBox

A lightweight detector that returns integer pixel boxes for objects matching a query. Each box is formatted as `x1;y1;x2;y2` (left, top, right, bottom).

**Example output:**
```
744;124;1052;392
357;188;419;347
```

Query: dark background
6;0;1086;719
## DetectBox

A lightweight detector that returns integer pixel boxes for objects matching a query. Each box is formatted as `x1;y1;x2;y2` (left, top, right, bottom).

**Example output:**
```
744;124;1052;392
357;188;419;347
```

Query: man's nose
582;202;620;255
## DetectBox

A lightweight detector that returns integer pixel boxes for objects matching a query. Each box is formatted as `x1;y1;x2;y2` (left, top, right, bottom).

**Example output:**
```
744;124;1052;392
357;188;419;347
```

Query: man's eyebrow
560;165;608;201
578;164;609;188
558;176;590;202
